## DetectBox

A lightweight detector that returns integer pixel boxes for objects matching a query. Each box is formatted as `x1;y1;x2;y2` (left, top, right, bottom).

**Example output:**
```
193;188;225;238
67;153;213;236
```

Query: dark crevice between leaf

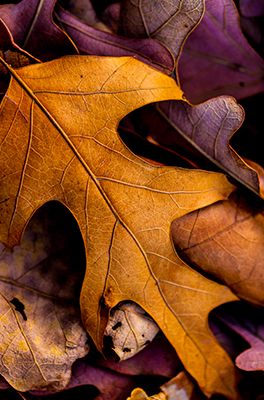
10;298;27;321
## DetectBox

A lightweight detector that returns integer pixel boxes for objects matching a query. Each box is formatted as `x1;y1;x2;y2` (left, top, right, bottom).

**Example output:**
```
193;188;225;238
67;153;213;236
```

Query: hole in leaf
123;347;131;353
112;321;122;331
10;298;27;321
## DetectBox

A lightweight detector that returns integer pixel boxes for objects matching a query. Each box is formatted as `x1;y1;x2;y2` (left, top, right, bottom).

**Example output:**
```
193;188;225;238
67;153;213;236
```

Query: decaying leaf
172;192;264;305
0;202;89;391
179;0;264;103
0;55;237;397
104;302;159;360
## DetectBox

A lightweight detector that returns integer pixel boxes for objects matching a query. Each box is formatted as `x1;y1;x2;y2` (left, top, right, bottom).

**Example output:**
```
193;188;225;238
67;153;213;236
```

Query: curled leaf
157;98;263;197
172;192;264;305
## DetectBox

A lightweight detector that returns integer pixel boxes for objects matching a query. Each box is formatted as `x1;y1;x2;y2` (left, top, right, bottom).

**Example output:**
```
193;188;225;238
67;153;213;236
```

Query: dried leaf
160;372;198;399
0;202;89;391
104;302;159;360
213;303;264;372
0;0;77;60
119;0;204;64
0;55;236;397
127;372;198;400
239;0;264;17
32;359;136;400
127;388;166;400
179;0;264;103
172;192;264;305
98;334;180;378
63;0;99;26
56;7;175;75
157;98;263;197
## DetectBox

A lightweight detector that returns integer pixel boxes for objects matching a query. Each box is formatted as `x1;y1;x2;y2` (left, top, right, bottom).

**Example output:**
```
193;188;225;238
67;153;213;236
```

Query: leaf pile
0;0;264;399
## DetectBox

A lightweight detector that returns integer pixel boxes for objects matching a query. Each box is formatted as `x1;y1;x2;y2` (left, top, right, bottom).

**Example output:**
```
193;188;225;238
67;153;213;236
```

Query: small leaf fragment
104;302;159;360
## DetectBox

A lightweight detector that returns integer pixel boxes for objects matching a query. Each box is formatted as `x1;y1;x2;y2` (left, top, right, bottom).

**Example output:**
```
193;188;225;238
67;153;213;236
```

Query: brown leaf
0;202;89;391
172;192;264;305
0;55;236;397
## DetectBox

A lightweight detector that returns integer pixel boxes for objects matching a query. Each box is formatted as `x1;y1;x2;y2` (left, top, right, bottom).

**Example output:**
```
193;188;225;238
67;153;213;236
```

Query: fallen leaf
32;359;135;400
104;302;159;360
0;55;236;397
127;387;166;400
160;372;198;399
0;0;77;60
127;372;199;400
119;0;204;65
178;0;264;103
62;0;99;26
56;7;175;75
98;334;180;378
157;97;263;197
172;192;264;305
0;202;89;391
213;303;264;372
239;0;264;17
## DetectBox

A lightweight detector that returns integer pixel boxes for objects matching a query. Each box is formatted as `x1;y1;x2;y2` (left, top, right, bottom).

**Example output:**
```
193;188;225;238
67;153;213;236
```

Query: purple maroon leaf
178;0;264;103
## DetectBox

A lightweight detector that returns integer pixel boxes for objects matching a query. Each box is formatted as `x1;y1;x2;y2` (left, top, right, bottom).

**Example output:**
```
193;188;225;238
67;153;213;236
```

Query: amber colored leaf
0;202;88;392
172;192;264;305
0;55;236;397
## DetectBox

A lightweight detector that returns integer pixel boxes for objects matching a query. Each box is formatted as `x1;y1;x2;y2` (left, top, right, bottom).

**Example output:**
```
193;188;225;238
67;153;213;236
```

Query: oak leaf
0;55;236;397
178;0;264;103
0;202;88;392
172;192;264;305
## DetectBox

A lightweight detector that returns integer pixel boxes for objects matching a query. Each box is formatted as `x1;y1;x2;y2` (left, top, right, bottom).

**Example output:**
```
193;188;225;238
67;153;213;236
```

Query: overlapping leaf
0;0;77;60
172;192;264;305
56;7;175;74
119;0;204;66
178;0;264;102
0;55;237;397
0;203;88;391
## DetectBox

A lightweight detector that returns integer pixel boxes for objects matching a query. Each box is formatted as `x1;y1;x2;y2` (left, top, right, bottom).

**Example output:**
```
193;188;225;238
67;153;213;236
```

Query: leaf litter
0;0;264;399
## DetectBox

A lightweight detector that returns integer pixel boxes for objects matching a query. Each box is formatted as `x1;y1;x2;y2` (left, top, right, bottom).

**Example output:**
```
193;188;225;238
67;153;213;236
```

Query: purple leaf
56;7;175;74
179;0;264;103
214;303;264;372
0;0;77;60
119;0;204;63
98;335;180;377
239;0;264;17
31;361;135;400
157;97;261;196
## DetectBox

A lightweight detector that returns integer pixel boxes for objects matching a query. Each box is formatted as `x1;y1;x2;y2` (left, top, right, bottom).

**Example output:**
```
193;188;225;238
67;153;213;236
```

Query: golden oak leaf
0;55;236;397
